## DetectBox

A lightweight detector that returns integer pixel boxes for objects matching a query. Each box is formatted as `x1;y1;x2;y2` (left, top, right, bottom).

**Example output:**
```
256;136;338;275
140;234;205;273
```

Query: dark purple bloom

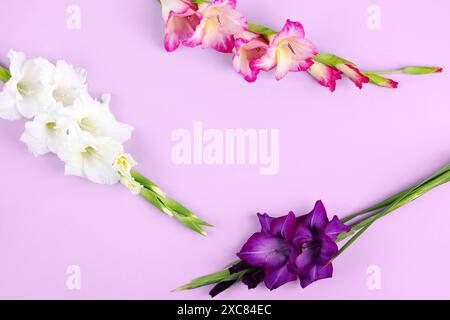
293;201;350;287
237;212;298;290
237;201;350;291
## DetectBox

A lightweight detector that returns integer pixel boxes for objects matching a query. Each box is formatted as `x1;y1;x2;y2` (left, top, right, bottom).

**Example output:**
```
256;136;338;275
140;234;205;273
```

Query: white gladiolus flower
65;94;133;143
50;60;87;107
0;50;54;120
19;104;69;156
59;131;123;185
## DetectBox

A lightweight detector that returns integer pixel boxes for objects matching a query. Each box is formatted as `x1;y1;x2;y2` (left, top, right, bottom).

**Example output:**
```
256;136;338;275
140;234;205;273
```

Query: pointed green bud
363;72;398;88
401;66;442;75
0;65;11;83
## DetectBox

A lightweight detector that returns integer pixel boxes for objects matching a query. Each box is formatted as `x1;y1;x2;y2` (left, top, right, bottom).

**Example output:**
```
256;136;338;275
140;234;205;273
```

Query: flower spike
176;165;450;296
0;50;212;235
157;1;442;90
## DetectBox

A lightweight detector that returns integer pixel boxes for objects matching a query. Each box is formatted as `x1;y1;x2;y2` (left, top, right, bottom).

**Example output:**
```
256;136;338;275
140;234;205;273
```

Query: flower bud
401;67;443;75
363;73;398;89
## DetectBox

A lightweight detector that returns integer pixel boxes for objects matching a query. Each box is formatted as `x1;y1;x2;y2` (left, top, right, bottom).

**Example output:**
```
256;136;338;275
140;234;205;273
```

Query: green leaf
173;212;208;236
133;170;213;230
139;187;171;215
352;168;450;231
174;268;252;291
131;170;157;190
341;164;450;223
333;222;373;259
0;65;11;83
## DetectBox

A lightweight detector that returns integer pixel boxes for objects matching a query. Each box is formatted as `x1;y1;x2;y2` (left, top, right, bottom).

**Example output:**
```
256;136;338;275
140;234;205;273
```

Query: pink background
0;0;449;299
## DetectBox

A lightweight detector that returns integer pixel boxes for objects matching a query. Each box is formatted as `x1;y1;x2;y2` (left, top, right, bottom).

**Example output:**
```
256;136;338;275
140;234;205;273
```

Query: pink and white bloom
161;0;201;52
185;0;247;53
232;31;269;82
307;61;342;92
254;19;317;80
335;63;369;89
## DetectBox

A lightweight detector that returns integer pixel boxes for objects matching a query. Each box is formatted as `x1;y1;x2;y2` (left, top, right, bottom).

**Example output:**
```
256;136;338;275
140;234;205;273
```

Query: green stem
341;164;450;224
174;267;253;291
363;69;404;75
131;170;213;236
337;164;450;242
352;169;450;231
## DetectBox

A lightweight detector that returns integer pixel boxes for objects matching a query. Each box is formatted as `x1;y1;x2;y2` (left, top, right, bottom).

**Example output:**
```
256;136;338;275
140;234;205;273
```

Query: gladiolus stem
131;170;213;236
336;164;450;243
362;67;443;75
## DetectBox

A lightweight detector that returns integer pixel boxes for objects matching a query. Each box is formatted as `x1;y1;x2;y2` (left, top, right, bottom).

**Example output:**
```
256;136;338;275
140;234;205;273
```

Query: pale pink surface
0;0;449;299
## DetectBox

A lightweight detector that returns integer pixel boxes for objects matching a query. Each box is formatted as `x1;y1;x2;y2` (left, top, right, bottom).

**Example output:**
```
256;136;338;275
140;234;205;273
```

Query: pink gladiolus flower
335;63;369;89
160;0;201;52
307;61;342;92
254;19;317;80
185;0;247;53
232;31;269;82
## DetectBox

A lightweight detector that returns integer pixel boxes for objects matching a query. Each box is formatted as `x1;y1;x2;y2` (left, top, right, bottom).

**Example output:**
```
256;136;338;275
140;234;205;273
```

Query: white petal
82;138;123;185
52;60;87;107
0;88;21;120
7;50;26;76
20;120;51;156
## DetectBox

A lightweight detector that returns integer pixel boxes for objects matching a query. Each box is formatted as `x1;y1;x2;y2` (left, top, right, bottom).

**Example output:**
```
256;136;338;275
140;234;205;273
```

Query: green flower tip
363;72;398;89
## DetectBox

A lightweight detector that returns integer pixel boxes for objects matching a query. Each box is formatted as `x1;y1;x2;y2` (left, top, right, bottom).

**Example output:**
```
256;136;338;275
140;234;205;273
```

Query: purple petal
270;211;296;241
264;264;298;290
298;262;333;288
295;244;318;272
242;268;265;289
305;200;329;234
209;280;236;297
317;236;338;265
324;216;350;241
293;222;313;247
229;261;250;274
237;233;289;268
257;213;274;233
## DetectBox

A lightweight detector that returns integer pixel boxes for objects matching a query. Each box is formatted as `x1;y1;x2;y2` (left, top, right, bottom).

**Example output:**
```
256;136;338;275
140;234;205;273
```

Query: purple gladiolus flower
237;201;350;290
293;201;350;287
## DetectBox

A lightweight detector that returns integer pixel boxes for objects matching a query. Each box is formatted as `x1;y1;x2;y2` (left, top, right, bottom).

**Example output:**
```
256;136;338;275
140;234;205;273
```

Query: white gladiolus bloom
50;60;87;107
19;104;69;156
65;94;133;143
1;49;137;187
0;50;54;120
59;130;123;185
